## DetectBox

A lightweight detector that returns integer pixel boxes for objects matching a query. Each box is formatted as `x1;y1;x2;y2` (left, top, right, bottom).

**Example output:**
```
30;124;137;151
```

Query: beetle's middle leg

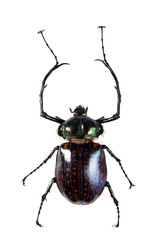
103;145;135;189
36;177;56;227
22;146;59;185
105;181;120;227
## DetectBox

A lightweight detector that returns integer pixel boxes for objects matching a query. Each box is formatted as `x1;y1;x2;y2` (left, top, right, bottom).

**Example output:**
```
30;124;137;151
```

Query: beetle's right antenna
38;30;59;64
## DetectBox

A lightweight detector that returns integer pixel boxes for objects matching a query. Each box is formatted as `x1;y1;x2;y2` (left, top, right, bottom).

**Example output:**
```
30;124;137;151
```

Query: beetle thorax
58;114;103;140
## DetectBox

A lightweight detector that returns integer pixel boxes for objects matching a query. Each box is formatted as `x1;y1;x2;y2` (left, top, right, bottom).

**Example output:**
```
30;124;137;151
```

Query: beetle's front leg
103;145;135;189
36;177;56;227
38;30;69;124
95;26;121;124
39;64;68;123
22;146;59;186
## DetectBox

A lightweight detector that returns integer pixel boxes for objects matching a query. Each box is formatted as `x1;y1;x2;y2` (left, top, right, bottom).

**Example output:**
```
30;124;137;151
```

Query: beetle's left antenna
38;30;59;65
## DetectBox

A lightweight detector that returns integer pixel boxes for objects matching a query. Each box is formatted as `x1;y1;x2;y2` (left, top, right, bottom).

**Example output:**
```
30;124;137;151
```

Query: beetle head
70;105;88;116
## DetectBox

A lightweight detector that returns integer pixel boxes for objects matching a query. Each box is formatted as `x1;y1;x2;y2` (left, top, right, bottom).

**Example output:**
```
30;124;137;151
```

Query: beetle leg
38;30;59;64
38;30;69;124
22;146;59;186
105;181;120;227
103;145;135;189
36;177;56;227
95;26;121;124
39;63;69;124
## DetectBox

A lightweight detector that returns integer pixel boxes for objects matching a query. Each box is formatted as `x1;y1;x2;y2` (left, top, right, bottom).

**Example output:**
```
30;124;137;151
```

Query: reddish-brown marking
55;142;107;205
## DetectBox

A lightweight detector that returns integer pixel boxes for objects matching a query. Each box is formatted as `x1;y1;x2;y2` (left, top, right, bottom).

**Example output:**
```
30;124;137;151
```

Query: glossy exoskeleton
22;26;135;227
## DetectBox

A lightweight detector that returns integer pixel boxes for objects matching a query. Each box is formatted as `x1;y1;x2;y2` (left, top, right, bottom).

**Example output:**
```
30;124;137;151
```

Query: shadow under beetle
22;26;135;227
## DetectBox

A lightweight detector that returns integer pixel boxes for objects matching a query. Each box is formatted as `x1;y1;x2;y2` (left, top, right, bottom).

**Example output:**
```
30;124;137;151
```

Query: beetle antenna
38;30;59;65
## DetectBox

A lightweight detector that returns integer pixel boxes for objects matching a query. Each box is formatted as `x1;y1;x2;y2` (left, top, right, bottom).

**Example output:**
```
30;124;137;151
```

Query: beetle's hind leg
103;145;135;189
105;181;120;227
36;177;56;227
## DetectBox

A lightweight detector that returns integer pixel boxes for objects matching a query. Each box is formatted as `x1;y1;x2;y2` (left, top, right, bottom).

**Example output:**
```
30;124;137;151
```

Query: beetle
22;26;135;227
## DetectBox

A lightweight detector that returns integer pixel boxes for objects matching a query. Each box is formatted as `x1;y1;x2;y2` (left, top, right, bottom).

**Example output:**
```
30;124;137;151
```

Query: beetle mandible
22;26;135;227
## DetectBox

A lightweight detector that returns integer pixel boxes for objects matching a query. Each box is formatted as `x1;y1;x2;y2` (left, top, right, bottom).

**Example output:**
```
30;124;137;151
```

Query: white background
1;0;160;239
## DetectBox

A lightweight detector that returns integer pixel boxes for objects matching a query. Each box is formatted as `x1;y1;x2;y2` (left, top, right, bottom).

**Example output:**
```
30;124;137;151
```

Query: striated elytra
56;142;106;205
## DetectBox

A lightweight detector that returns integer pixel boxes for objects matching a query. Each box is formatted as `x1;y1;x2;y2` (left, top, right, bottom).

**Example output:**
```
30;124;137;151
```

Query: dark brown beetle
22;26;134;227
